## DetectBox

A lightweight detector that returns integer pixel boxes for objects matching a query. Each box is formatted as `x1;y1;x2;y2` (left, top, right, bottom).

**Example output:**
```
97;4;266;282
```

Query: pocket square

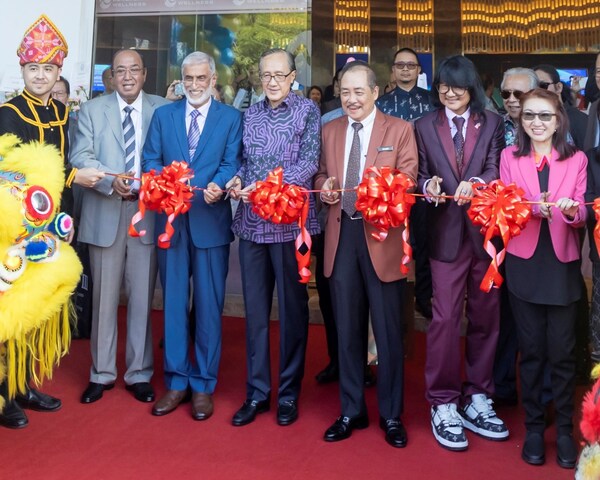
377;146;394;152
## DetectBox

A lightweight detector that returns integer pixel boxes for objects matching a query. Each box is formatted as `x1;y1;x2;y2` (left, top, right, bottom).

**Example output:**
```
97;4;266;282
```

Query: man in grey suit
70;49;169;404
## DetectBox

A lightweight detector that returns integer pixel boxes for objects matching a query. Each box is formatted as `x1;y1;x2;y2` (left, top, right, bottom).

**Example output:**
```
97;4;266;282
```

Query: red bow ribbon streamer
593;199;600;257
129;161;194;248
249;167;312;283
355;166;416;274
467;180;531;292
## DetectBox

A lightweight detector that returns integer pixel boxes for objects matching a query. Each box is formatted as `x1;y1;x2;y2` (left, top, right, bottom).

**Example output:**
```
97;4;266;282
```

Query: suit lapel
105;93;124;151
516;152;541;198
548;149;567;198
365;110;386;169
140;92;154;145
172;100;189;161
433;111;460;180
332;116;349;184
462;114;482;175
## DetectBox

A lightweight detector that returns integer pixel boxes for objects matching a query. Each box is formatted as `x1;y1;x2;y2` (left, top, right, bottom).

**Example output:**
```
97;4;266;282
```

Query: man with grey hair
143;51;242;420
499;67;538;146
226;47;321;427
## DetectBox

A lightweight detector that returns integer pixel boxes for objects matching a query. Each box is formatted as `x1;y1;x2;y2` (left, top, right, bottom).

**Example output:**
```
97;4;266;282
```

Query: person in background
232;64;263;112
226;48;321;428
500;88;584;469
500;68;538;147
322;68;342;114
307;85;323;111
416;55;507;452
480;73;500;114
377;47;434;320
102;67;114;95
584;53;600;152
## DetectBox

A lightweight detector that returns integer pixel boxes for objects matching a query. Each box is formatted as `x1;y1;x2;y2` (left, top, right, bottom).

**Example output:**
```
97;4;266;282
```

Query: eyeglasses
393;62;419;70
51;91;67;97
438;85;467;97
259;71;295;83
538;81;556;90
522;111;557;122
112;66;144;78
500;89;525;100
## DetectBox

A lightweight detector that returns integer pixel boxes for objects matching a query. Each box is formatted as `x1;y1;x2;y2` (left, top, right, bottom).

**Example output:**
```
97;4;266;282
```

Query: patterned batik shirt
376;85;433;122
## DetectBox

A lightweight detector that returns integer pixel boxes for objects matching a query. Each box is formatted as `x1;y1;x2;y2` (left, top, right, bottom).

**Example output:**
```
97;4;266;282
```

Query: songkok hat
17;14;68;67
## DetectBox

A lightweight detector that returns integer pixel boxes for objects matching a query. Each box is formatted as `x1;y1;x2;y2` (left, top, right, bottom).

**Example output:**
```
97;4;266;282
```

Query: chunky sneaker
460;394;509;441
431;404;468;451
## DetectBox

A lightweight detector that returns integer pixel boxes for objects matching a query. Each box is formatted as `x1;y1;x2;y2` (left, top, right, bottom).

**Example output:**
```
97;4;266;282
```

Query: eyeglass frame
392;62;419;71
259;71;295;84
500;89;525;100
437;84;468;97
112;66;145;78
521;111;557;122
538;81;557;90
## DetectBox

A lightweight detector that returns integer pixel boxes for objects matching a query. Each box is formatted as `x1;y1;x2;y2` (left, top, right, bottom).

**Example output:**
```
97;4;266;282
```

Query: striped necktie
188;109;201;158
342;122;364;216
452;116;465;174
123;105;135;173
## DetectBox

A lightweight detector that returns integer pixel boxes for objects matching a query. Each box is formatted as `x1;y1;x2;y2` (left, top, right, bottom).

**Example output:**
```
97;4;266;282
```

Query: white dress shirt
342;106;377;189
186;97;212;138
117;92;143;190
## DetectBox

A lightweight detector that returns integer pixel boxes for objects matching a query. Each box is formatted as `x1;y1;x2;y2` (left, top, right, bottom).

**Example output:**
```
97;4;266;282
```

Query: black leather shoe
315;363;339;384
364;366;377;388
0;400;28;429
379;417;408;448
126;382;155;403
277;400;298;426
521;431;545;466
232;399;270;426
81;382;114;404
15;388;61;412
556;434;577;469
324;414;369;442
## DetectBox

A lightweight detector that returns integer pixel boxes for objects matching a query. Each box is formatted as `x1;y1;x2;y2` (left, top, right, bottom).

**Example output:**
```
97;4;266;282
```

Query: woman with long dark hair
500;88;585;469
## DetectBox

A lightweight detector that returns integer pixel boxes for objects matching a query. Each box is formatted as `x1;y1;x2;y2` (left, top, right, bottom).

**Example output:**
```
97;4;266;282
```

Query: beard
185;86;213;107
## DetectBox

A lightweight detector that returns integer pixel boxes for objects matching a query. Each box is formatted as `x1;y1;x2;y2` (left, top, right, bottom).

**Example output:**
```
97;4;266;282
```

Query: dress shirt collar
347;106;377;129
116;91;143;113
260;91;296;111
445;106;471;125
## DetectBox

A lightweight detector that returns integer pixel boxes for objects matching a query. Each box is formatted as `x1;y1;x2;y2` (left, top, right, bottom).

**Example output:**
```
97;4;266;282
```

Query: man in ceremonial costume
71;49;169;406
0;14;75;429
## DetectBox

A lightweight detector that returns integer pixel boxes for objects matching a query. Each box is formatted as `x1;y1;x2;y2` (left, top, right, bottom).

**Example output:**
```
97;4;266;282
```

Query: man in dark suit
143;51;242;420
315;61;418;447
415;55;507;451
71;49;170;406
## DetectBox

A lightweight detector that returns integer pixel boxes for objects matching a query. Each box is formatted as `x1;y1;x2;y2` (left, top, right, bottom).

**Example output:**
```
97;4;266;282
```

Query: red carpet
2;309;577;479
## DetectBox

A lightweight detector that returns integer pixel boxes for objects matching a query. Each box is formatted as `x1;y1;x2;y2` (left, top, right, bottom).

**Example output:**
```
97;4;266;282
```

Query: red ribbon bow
355;166;416;274
467;180;531;292
249;167;312;283
129;161;194;248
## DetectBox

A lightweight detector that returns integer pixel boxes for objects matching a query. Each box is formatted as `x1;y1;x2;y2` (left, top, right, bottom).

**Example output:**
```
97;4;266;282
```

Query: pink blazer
499;145;587;262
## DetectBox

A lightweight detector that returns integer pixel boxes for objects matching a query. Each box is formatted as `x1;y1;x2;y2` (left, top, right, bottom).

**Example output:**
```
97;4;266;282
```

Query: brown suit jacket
314;109;418;282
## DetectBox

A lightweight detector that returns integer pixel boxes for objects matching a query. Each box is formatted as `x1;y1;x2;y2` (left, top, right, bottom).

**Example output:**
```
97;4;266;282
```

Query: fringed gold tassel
592;363;600;381
6;337;28;399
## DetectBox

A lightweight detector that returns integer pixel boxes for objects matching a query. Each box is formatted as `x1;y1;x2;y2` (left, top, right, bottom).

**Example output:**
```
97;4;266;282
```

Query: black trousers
239;239;309;404
330;216;405;419
509;294;576;435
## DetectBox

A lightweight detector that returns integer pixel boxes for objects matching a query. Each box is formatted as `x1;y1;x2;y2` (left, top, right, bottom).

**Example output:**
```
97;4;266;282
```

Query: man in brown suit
315;61;418;448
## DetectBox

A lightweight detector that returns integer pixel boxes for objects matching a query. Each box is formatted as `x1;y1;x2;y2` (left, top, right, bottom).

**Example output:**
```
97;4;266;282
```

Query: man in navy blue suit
143;51;242;420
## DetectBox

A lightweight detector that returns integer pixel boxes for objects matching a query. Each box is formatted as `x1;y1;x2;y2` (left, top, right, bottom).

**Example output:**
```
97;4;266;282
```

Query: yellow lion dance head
0;134;82;410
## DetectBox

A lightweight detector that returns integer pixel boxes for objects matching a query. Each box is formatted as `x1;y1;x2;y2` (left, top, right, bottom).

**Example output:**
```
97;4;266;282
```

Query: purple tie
188;109;201;158
452;116;465;174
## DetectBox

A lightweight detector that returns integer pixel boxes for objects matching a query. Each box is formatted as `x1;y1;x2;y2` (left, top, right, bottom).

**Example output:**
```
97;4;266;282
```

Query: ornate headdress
17;14;68;67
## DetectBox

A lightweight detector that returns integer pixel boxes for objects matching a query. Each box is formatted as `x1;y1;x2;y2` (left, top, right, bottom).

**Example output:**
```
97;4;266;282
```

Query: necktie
452;116;465;174
188;109;201;158
122;106;135;174
342;122;364;216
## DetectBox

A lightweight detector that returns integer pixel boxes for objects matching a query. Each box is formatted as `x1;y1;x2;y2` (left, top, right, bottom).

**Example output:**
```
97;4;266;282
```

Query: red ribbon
129;161;194;249
249;167;311;283
467;180;531;292
355;166;416;274
594;199;600;258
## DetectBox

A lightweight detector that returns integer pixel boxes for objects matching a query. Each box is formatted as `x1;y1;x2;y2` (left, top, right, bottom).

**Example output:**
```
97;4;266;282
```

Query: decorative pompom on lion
0;134;81;411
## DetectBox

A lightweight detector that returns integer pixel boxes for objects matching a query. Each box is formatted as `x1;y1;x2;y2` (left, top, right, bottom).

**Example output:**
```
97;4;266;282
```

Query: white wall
0;1;96;102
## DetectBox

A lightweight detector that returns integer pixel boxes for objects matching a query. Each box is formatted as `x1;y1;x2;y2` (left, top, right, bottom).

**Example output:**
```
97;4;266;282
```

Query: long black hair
431;55;487;114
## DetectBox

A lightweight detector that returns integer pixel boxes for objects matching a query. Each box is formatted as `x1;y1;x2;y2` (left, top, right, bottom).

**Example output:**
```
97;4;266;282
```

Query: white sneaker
460;394;509;440
431;403;468;451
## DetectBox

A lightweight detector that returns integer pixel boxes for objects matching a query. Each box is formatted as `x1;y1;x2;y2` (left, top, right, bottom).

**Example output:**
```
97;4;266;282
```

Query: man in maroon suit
315;61;418;448
415;55;507;451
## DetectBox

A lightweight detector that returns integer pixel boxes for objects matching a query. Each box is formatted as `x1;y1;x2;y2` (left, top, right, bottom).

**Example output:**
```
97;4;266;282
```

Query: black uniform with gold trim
0;88;72;213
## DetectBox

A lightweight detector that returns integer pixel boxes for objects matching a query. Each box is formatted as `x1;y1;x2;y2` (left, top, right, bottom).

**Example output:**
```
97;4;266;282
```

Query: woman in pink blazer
499;88;587;469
